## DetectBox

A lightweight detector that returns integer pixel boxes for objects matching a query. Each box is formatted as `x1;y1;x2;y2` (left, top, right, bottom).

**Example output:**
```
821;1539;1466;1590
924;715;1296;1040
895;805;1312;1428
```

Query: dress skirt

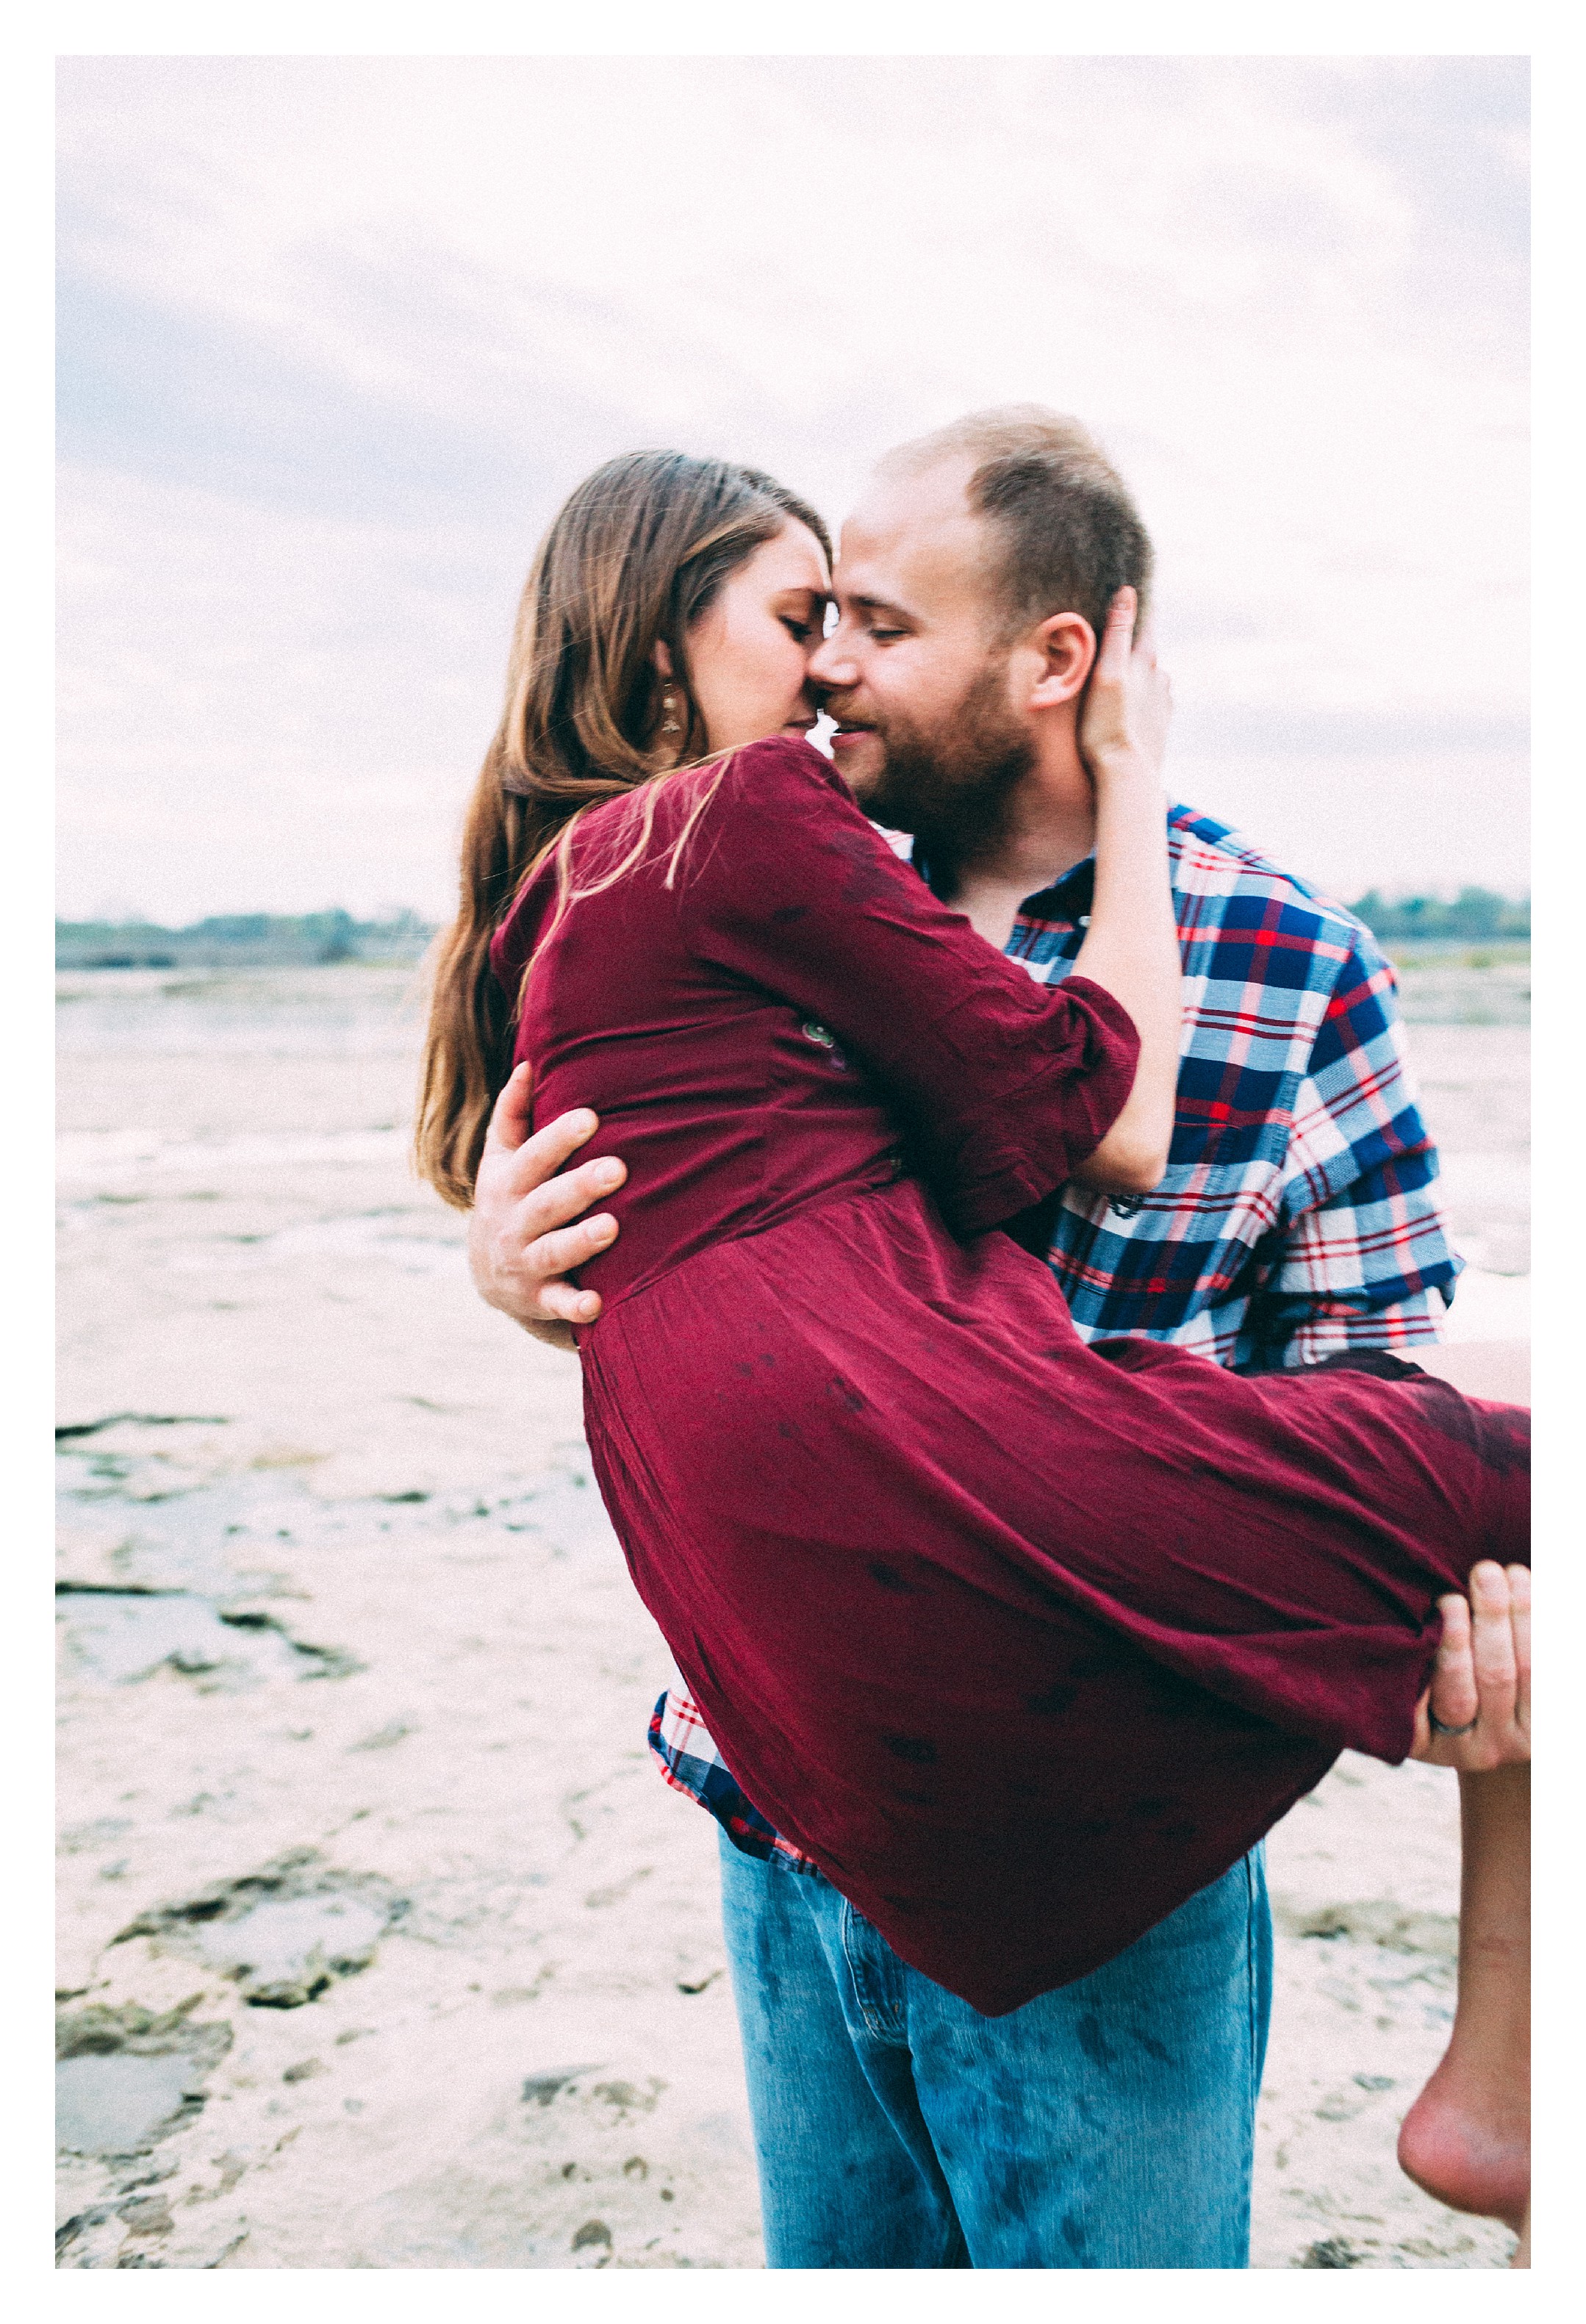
578;1176;1529;2017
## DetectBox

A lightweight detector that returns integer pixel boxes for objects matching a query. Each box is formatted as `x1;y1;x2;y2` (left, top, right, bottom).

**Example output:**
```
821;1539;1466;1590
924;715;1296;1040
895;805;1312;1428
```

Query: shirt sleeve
1241;928;1463;1370
674;738;1141;1233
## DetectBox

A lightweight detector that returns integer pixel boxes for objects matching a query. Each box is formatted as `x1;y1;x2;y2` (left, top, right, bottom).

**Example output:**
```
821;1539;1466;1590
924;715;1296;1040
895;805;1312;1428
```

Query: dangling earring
660;689;683;738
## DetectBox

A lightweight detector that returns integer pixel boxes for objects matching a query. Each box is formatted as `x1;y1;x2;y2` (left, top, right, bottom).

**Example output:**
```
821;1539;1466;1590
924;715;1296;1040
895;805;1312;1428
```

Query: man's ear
1025;612;1097;710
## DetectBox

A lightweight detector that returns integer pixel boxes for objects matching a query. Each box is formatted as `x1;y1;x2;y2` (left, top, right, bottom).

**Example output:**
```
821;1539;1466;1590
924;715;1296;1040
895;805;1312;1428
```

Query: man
467;409;1465;2267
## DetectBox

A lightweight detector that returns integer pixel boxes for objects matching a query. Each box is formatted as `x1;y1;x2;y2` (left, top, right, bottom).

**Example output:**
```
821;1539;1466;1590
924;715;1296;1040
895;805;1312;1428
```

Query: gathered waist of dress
575;1156;921;1330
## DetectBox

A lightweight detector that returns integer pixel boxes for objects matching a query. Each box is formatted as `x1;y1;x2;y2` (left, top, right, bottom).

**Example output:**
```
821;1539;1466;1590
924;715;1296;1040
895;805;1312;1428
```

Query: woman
417;452;1529;2243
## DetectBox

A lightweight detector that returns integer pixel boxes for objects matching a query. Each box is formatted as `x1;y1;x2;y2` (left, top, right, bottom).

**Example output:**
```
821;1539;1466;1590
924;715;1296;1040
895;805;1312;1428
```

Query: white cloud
56;54;1528;920
57;465;504;919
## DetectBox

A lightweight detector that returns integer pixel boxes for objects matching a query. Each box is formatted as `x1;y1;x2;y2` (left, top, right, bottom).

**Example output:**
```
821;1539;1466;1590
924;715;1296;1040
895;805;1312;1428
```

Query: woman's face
682;523;831;752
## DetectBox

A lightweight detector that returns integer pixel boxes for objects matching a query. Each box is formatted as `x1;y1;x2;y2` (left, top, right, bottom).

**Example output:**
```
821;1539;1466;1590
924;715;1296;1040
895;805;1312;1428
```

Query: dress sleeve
674;737;1140;1233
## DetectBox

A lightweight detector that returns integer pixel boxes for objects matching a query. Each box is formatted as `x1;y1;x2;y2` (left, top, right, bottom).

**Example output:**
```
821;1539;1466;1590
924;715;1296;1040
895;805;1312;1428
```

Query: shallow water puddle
187;1893;391;1997
115;1851;408;2006
57;1423;620;1598
56;1585;353;1688
56;2049;208;2156
56;2004;233;2158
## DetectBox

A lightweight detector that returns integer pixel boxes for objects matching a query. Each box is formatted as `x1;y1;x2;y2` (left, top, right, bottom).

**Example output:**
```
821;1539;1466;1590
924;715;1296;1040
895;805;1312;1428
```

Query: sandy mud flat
56;964;1526;2269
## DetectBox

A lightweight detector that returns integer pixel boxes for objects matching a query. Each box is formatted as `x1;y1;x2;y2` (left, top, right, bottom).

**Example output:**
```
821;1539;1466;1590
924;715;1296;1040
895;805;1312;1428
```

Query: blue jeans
719;1832;1271;2268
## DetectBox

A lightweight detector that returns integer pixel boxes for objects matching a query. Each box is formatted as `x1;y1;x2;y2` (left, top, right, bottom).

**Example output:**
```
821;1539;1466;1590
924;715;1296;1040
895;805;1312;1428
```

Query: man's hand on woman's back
466;1065;624;1349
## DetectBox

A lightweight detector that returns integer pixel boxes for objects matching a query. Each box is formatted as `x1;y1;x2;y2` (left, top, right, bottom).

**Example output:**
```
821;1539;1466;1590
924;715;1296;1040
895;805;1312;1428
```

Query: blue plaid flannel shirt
650;800;1463;1868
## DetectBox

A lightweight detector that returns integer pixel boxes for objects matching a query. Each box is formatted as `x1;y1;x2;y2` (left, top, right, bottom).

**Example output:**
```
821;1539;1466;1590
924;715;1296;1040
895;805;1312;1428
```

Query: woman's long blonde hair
415;451;830;1209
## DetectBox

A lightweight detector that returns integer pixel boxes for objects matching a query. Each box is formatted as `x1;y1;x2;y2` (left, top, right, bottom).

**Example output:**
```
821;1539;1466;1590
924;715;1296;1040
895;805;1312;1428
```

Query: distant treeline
56;886;1529;971
1348;887;1529;946
55;908;435;970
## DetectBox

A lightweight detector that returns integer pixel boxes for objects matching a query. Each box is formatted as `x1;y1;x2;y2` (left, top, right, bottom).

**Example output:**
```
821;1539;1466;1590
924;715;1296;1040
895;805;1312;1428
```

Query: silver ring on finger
1428;1710;1480;1737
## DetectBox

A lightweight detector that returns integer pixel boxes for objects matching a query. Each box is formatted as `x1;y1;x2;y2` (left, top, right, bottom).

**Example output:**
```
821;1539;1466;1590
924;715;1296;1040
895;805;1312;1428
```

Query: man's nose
808;631;858;687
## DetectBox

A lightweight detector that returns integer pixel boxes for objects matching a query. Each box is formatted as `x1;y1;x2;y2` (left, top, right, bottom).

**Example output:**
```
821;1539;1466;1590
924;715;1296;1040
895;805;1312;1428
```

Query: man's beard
853;659;1036;889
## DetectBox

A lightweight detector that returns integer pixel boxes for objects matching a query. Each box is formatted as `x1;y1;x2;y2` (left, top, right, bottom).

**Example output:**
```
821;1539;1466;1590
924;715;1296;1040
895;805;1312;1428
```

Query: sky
56;54;1529;925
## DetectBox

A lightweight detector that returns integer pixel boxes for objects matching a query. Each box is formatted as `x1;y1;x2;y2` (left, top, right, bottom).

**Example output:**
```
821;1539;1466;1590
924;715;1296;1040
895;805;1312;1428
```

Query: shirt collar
910;837;1091;922
910;803;1186;929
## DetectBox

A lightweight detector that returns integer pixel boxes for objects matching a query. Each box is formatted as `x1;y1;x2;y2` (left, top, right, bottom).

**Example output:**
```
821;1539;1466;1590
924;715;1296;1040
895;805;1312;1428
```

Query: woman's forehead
753;522;830;590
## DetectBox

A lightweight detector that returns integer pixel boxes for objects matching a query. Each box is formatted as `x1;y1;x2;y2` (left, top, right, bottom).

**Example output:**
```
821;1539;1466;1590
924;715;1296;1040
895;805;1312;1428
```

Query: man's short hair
878;406;1153;645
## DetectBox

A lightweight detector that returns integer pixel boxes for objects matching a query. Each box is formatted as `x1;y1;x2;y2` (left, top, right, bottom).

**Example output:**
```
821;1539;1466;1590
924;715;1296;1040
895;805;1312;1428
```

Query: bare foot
1397;2054;1529;2234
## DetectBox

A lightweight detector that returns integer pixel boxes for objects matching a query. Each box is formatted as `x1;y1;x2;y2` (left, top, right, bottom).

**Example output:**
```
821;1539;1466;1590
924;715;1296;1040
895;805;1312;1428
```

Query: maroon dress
491;738;1529;2016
